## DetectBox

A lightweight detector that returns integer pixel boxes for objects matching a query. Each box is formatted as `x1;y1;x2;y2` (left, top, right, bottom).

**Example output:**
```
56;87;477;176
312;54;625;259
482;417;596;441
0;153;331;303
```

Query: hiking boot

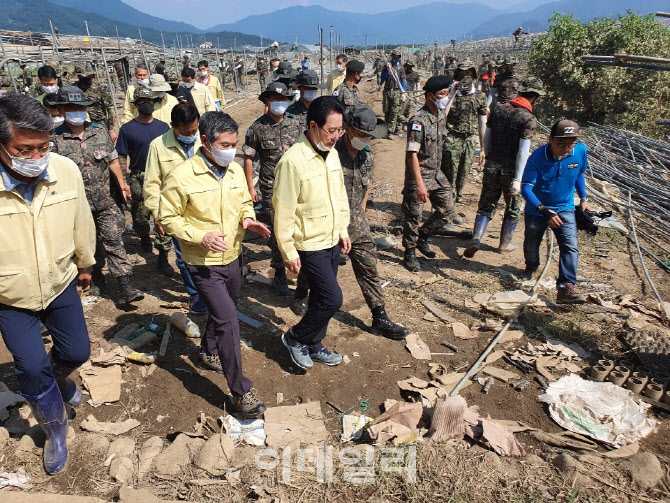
371;306;409;340
557;283;586;305
198;348;223;373
189;294;207;315
281;332;313;370
463;215;491;258
157;250;176;277
230;388;266;419
89;269;105;297
140;235;153;254
339;254;350;266
403;249;421;272
498;219;519;253
309;346;343;366
273;267;290;296
117;275;144;304
291;295;308;317
417;232;436;258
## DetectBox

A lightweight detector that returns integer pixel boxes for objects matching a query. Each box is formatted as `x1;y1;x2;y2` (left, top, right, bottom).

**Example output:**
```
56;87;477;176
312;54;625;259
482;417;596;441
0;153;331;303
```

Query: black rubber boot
140;235;153;254
156;250;176;277
371;306;409;340
403;249;421;272
273;267;290;296
463;215;491;258
498;219;519;253
89;269;105;297
117;275;144;304
417;231;436;258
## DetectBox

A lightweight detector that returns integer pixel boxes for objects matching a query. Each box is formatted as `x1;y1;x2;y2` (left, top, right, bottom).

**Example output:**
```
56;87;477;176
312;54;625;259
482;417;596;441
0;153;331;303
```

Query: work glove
509;180;521;196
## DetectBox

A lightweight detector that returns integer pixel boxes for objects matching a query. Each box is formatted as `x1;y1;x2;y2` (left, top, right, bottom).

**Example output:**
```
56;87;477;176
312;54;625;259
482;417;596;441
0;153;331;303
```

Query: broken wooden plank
237;311;263;329
159;321;171;357
421;300;457;323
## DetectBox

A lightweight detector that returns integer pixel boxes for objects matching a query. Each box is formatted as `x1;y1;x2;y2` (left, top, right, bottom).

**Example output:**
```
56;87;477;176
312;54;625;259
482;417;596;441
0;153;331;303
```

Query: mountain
207;3;506;45
49;0;204;35
0;0;262;48
468;0;668;38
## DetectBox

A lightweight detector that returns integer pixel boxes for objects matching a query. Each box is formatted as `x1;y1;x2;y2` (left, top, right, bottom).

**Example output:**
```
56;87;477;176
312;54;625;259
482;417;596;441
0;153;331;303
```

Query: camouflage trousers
401;184;454;250
129;171;172;253
477;163;523;221
384;89;403;134
441;133;477;202
350;231;385;310
92;204;133;278
260;186;284;271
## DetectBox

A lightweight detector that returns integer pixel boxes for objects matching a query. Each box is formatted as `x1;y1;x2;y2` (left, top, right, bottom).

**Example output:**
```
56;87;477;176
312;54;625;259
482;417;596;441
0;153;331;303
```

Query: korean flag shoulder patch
411;123;423;132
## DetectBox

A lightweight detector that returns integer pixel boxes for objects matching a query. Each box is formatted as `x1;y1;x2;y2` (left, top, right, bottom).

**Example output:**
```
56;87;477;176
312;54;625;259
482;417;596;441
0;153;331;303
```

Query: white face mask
1;144;50;178
337;64;345;72
290;90;300;102
138;78;150;86
349;134;371;151
42;85;59;94
179;81;194;89
199;70;208;77
65;110;87;126
207;144;236;167
314;127;333;152
52;116;65;127
434;95;450;110
269;100;289;116
303;89;318;102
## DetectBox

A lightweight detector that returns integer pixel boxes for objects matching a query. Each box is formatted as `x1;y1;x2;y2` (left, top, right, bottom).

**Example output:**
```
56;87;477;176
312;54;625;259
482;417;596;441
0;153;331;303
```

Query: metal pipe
628;191;664;303
100;47;120;130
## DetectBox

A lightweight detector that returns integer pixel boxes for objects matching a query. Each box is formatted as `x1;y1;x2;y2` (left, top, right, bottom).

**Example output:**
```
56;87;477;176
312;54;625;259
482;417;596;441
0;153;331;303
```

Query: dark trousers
0;280;90;396
188;257;252;396
524;210;579;288
290;245;342;349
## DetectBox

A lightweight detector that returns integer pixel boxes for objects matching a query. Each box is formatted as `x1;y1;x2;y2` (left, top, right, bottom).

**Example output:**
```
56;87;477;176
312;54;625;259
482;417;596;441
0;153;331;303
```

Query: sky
122;0;533;29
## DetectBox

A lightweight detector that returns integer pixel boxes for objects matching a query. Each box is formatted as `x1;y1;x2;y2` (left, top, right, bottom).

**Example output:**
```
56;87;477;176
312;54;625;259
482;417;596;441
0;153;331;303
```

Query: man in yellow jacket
122;63;150;124
159;111;270;418
273;96;351;371
197;60;226;111
0;94;96;475
179;67;216;116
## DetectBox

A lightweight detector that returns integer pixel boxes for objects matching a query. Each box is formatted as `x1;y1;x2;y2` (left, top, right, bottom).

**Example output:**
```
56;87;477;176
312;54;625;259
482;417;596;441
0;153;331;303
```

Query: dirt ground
1;77;669;502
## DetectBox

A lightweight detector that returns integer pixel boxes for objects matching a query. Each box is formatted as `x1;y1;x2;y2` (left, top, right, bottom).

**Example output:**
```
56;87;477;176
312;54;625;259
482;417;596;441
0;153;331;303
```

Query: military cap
148;73;172;92
54;85;94;106
502;56;518;65
346;60;365;73
391;49;402;57
133;85;156;103
344;105;387;139
276;61;297;78
455;59;477;78
258;81;291;102
551;120;580;138
293;69;326;89
422;75;452;93
74;65;95;77
518;76;545;96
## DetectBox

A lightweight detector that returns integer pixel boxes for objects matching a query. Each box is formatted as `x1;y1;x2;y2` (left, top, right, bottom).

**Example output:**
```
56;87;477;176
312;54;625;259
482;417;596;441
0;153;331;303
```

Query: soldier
487;57;519;108
402;76;455;272
74;66;118;142
478;59;496;94
286;69;325;128
464;77;545;259
234;56;245;90
336;106;409;340
441;60;487;203
381;50;407;139
20;64;33;94
51;87;143;305
35;65;60;104
332;59;364;115
242;82;302;295
0;68;12;96
115;86;174;276
265;58;280;87
60;69;73;87
373;56;384;90
197;60;226;111
257;56;268;89
401;62;422;122
113;60;127;92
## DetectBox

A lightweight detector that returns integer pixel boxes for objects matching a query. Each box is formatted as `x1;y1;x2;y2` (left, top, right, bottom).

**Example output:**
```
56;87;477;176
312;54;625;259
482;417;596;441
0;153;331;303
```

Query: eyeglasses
3;143;51;159
320;127;345;138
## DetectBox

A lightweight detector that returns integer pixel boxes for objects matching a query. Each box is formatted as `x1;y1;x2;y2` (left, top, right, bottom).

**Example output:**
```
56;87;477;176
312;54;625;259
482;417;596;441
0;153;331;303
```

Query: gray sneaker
198;349;223;373
309;347;343;366
281;332;313;370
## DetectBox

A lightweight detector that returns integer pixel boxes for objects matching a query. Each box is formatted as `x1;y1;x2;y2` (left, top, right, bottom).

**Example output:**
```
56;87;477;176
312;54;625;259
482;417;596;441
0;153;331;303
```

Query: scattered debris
0;383;24;422
171;312;200;338
264;402;328;448
341;414;373;442
222;415;266;446
158;321;172;357
421;299;456;323
423;312;438;322
405;333;432;360
89;347;127;366
193;433;235;475
508;340;584;381
482;366;520;383
79;362;122;404
484;290;551;317
481;377;494;394
237;311;263;329
398;376;448;403
153;433;205;476
0;467;31;489
620;452;664;489
441;341;459;352
138;436;163;480
450;322;477;340
373;236;397;250
367;401;423;443
80;415;141;435
539;375;657;447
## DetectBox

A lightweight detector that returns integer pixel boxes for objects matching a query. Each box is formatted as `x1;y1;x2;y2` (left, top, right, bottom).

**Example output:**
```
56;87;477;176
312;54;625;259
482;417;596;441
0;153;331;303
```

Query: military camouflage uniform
402;106;454;250
477;102;536;221
257;60;268;89
493;70;518;105
441;81;487;202
374;59;384;87
285;99;309;129
51;122;133;278
76;81;117;131
242;113;302;269
336;139;385;310
21;67;33;93
383;63;406;134
332;81;361;115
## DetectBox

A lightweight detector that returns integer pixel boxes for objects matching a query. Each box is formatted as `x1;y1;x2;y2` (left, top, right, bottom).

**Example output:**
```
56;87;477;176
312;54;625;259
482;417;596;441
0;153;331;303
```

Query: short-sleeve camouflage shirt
446;90;487;136
332;81;361;114
335;138;373;241
405;106;449;190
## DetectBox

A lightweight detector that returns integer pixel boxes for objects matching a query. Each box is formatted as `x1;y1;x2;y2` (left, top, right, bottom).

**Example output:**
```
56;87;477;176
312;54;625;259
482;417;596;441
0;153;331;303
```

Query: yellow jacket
0;154;96;311
158;151;255;266
122;82;140;125
273;134;350;262
143;129;201;218
326;70;345;95
199;74;226;108
190;82;217;116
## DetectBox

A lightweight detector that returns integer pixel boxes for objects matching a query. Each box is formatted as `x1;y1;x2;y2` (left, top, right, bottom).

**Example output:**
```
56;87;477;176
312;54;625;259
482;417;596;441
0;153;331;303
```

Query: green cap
133;85;156;102
518;76;545;96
